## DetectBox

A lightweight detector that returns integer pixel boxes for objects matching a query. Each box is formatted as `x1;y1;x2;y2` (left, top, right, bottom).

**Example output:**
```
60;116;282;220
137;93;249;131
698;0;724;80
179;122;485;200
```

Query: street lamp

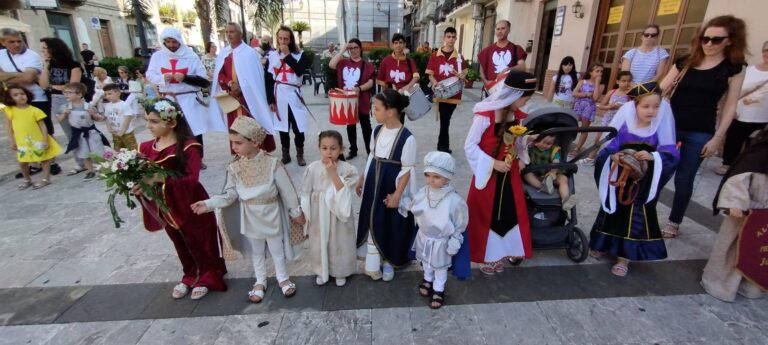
376;2;391;40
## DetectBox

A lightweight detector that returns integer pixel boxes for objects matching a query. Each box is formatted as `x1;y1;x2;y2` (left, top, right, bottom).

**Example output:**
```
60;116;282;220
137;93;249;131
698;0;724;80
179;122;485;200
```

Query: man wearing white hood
147;28;226;151
210;22;276;152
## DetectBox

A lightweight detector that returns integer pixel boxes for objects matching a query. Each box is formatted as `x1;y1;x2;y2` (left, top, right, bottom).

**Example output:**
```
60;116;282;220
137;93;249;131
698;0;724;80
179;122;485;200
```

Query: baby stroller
517;103;617;263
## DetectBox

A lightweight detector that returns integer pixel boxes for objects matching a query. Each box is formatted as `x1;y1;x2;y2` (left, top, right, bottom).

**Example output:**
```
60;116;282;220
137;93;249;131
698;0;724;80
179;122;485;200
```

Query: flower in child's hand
103;151;114;159
33;141;45;150
508;125;528;136
126;181;135;188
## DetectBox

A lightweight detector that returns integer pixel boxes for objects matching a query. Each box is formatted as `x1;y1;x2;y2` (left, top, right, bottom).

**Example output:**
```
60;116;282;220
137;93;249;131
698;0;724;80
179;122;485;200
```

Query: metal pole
132;0;149;61
387;4;390;39
239;0;247;38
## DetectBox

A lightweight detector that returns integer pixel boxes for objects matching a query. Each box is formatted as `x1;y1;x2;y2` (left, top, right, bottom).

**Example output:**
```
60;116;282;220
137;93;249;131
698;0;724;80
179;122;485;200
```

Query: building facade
407;0;768;94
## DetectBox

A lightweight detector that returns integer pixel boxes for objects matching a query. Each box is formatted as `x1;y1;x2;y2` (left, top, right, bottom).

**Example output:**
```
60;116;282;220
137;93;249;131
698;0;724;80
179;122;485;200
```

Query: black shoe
50;163;62;175
346;151;357;160
83;172;96;181
16;166;42;179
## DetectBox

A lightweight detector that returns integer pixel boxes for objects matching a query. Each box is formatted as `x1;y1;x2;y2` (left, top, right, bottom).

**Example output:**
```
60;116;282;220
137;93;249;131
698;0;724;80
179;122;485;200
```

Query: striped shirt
622;47;669;84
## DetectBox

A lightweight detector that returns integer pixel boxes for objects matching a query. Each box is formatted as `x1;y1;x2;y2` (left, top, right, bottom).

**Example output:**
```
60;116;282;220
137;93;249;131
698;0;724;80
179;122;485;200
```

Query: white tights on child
249;236;288;285
364;235;381;275
423;266;448;292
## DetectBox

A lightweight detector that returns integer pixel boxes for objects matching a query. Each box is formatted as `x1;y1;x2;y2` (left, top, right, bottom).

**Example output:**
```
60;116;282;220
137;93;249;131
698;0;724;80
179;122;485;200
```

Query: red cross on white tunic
273;61;293;82
160;59;189;84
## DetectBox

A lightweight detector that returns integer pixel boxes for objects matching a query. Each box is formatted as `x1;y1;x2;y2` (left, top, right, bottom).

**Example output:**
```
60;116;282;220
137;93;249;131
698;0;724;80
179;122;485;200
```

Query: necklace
426;188;452;209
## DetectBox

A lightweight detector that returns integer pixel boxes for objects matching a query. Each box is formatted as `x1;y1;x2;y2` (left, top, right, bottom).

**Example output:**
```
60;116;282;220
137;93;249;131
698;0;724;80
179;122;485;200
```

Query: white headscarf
608;97;676;148
159;27;197;60
473;85;524;113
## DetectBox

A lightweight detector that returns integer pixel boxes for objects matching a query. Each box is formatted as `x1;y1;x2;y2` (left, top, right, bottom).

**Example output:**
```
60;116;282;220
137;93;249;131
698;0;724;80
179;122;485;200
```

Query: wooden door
99;20;114;57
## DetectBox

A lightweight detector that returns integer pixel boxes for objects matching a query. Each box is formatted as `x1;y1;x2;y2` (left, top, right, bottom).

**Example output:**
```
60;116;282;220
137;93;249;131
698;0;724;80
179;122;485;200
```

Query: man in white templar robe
210;23;276;152
265;26;312;166
147;28;227;138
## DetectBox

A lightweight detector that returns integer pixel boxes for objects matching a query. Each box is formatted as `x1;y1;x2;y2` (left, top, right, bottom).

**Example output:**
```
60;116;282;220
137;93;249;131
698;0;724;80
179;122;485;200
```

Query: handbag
609;149;649;206
664;63;689;101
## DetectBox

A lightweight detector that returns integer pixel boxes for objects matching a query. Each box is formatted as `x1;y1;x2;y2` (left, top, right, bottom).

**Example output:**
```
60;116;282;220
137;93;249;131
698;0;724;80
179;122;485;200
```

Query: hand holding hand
190;201;211;215
355;177;363;197
163;73;173;82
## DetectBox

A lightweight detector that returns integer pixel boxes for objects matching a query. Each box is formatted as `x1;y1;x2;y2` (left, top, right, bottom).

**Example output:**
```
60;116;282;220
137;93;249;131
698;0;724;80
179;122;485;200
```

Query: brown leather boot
281;146;291;164
296;146;306;166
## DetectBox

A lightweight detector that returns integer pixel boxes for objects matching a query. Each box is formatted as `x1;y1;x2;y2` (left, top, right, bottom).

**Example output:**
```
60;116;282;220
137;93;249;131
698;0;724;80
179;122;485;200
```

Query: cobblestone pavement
0;85;764;344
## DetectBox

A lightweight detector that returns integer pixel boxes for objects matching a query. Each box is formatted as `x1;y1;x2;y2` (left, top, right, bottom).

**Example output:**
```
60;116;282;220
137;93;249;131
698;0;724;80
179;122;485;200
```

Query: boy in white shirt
102;83;137;150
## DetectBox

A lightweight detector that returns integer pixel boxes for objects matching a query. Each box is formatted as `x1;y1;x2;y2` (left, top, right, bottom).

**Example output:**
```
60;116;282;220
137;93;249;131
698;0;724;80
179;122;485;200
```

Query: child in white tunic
301;130;359;287
192;116;305;303
411;151;468;309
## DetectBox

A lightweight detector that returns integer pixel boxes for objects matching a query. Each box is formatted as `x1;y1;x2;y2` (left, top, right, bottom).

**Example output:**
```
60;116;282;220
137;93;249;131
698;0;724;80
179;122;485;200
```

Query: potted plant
465;68;479;89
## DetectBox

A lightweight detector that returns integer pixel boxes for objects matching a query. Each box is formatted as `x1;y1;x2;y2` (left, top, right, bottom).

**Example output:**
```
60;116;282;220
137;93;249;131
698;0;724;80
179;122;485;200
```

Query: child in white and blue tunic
410;151;468;309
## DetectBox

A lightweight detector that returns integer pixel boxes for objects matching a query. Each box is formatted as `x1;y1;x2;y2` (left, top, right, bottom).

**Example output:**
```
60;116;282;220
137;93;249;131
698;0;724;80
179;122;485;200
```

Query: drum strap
231;53;243;116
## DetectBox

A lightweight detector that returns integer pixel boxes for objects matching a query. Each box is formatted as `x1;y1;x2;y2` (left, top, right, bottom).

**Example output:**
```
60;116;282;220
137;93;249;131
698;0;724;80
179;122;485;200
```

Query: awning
0;15;31;33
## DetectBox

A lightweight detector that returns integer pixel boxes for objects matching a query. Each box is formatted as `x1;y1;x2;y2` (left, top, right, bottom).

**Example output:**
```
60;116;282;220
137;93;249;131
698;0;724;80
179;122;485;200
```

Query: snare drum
403;86;432;121
485;69;511;96
433;76;463;99
328;89;359;125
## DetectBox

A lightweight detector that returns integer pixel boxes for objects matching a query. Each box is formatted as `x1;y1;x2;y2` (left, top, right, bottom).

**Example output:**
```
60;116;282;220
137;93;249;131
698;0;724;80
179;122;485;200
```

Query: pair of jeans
721;119;767;165
437;103;457;150
668;130;713;224
346;111;372;155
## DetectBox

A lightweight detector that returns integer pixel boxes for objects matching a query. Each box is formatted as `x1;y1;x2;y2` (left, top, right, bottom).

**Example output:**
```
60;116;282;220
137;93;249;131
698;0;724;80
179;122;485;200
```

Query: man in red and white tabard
329;38;376;159
266;26;311;166
210;22;276;152
377;33;420;124
426;27;468;154
477;20;528;92
147;28;226;138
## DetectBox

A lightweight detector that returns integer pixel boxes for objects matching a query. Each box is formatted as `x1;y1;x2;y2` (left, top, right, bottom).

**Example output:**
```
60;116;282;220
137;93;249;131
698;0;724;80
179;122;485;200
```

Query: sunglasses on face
643;33;659;38
700;36;728;45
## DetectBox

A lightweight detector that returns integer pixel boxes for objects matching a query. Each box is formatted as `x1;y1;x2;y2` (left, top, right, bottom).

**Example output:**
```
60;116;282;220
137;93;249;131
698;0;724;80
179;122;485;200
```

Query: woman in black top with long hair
659;15;747;238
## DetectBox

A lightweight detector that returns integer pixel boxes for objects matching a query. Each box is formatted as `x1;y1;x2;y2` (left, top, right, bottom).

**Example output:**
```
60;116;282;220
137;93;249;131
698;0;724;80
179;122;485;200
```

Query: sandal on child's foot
562;194;578;211
611;262;629;277
171;283;189;299
279;279;297;298
190;286;209;300
480;264;496;275
430;291;445;309
494;261;505;273
32;179;51;190
248;284;266;303
418;280;433;297
17;180;33;190
589;250;604;260
662;222;679;239
66;168;86;176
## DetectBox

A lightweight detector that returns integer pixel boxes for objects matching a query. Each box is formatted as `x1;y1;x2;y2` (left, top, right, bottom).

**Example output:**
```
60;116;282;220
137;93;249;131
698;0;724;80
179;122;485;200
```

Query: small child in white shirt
102;83;137;150
56;82;108;181
410;151;468;310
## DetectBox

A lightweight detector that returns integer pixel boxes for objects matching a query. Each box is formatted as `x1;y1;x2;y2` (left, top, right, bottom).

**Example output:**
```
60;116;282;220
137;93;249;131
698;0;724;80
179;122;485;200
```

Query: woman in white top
621;24;669;84
716;40;768;175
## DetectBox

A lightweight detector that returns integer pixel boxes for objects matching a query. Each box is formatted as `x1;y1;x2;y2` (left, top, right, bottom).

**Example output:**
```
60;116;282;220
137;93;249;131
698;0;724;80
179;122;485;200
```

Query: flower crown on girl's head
140;98;181;121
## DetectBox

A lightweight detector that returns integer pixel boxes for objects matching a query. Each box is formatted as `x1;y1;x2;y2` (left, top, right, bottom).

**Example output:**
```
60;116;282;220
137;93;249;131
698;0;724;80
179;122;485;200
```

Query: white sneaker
316;276;326;286
382;263;395;281
335;277;347;287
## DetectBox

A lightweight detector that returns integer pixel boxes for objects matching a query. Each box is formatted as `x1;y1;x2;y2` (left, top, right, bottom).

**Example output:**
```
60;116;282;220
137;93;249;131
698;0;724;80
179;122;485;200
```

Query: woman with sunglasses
659;15;747;238
621;24;669;84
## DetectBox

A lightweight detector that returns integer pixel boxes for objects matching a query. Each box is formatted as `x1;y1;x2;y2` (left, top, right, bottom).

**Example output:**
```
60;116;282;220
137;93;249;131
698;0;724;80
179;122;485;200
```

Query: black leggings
196;134;204;158
31;100;54;135
346;111;373;154
279;107;305;149
722;119;767;165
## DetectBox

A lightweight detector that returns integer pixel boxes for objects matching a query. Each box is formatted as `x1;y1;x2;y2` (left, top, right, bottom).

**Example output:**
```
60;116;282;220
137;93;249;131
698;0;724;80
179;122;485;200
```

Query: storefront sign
554;6;566;37
607;6;624;25
29;0;58;9
657;0;682;16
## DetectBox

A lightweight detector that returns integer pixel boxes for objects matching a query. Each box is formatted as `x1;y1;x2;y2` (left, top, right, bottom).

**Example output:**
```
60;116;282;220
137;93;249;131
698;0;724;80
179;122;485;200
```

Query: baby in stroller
522;134;577;212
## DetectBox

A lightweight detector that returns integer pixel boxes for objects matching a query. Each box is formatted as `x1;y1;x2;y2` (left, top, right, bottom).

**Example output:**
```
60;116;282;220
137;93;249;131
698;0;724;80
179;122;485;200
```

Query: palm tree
194;0;228;44
291;21;310;48
249;0;283;36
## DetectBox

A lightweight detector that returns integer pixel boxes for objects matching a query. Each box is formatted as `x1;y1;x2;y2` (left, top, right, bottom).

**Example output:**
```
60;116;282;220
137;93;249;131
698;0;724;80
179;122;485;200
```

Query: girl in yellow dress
2;84;62;190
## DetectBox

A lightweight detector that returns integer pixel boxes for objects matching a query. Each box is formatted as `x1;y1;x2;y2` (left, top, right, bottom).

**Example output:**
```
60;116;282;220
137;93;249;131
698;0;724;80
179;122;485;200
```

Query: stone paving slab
1;294;765;345
0;260;710;327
